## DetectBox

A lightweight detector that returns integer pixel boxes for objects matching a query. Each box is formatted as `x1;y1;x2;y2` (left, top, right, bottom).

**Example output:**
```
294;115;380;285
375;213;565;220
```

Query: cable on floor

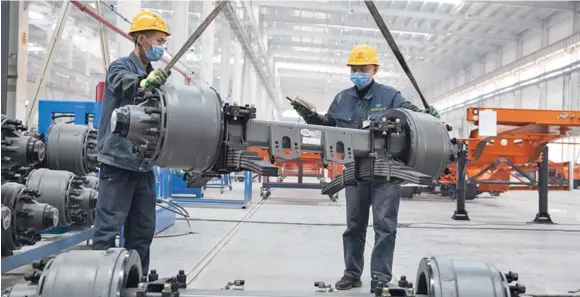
175;217;580;233
154;198;198;238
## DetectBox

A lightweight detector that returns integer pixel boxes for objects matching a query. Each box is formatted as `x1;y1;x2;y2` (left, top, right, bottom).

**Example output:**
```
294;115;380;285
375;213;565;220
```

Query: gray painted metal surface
26;168;97;227
45;123;98;176
152;85;224;171
1;182;58;256
36;248;142;297
415;257;510;297
393;109;454;178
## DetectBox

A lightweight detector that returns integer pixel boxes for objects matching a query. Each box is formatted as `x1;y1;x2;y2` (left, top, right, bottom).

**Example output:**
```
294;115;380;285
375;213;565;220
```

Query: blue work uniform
93;51;156;274
304;80;421;282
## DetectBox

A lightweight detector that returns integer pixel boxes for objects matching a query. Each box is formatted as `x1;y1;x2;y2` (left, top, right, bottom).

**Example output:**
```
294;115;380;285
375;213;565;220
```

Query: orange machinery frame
448;107;580;222
440;108;580;195
249;148;344;179
249;148;345;200
438;160;580;196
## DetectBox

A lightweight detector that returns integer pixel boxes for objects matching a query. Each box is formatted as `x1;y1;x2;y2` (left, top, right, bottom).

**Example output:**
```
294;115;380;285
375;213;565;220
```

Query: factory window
301;11;314;18
314;12;327;19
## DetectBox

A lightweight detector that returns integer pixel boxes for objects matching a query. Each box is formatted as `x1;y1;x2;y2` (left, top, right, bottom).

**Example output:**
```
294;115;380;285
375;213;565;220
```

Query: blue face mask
351;72;371;89
143;38;165;61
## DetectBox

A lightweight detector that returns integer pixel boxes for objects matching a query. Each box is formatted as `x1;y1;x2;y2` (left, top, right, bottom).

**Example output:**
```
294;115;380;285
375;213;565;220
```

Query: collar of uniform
129;51;153;75
362;80;378;100
347;80;378;100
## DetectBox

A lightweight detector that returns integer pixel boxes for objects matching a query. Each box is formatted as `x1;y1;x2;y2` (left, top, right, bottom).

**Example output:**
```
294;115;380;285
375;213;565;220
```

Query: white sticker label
300;128;312;137
479;110;497;137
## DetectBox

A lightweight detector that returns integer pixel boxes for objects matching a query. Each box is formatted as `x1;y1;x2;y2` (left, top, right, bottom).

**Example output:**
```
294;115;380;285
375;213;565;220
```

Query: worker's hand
291;97;316;119
424;106;440;118
139;69;169;89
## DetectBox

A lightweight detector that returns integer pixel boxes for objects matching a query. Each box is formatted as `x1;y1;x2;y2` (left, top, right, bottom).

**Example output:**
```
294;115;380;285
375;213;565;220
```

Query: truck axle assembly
111;84;459;194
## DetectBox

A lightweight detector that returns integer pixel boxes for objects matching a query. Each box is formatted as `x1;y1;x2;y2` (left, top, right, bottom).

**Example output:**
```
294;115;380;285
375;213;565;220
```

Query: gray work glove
139;69;170;89
291;100;315;120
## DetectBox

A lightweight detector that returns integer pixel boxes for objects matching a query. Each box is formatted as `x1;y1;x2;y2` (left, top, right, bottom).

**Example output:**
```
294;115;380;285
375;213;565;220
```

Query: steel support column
0;0;8;115
541;21;550;47
452;143;470;221
533;146;553;223
575;3;580;33
27;0;70;126
222;1;282;113
231;42;244;104
115;0;141;59
570;141;576;191
3;1;16;118
248;66;257;107
570;71;580;110
219;20;232;99
241;54;251;105
67;40;74;69
171;1;189;86
539;80;548;109
95;1;111;72
201;0;216;85
84;45;91;77
15;1;28;121
565;71;580;190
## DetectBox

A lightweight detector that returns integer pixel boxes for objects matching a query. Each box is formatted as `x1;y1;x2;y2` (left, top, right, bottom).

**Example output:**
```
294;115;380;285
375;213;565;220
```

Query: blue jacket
305;81;421;128
97;52;153;172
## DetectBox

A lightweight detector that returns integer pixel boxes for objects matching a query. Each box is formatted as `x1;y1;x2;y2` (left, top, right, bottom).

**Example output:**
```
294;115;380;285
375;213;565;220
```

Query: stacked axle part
45;123;99;176
111;84;459;193
26;168;97;227
2;247;527;297
1;116;46;183
1;183;59;256
1;115;100;256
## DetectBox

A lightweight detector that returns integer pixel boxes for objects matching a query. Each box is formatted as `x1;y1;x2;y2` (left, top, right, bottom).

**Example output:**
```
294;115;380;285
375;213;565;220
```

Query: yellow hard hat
128;10;170;36
346;44;379;66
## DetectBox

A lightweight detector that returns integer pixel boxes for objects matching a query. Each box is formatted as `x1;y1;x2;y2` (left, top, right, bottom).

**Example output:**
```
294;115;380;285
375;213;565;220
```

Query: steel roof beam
269;40;478;65
222;1;283;112
265;28;496;53
258;1;544;28
261;14;515;43
469;1;576;10
273;56;454;74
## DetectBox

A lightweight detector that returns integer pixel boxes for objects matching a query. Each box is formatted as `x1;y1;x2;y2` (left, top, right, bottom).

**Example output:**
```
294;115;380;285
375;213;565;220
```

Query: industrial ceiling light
29;11;44;20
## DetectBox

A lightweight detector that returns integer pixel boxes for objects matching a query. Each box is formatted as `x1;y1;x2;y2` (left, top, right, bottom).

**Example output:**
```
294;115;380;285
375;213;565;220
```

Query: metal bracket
321;130;354;164
269;124;301;160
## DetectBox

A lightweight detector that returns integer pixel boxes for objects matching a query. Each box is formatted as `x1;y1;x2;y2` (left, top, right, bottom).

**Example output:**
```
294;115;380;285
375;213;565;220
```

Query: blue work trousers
92;163;156;273
343;181;401;282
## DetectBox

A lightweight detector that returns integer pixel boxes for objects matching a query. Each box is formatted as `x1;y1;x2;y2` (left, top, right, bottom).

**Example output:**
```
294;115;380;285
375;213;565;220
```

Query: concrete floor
3;180;580;296
149;182;580;296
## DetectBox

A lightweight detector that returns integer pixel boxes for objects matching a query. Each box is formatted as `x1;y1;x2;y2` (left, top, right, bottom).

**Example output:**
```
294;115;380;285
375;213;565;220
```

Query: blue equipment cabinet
37;100;102;135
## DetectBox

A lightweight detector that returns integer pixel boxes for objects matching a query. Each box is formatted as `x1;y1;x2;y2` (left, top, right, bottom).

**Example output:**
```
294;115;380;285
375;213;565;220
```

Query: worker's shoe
335;275;362;290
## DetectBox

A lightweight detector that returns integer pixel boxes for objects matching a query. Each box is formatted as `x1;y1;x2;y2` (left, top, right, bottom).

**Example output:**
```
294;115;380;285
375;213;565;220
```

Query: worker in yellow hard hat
93;10;171;275
292;44;439;290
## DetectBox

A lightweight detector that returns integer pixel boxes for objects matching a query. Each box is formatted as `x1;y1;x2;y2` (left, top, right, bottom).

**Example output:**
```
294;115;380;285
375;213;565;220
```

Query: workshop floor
3;180;579;295
149;181;580;296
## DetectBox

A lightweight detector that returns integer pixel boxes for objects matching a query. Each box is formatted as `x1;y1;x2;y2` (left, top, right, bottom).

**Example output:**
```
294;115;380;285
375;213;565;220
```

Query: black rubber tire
400;187;415;199
466;183;478;200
